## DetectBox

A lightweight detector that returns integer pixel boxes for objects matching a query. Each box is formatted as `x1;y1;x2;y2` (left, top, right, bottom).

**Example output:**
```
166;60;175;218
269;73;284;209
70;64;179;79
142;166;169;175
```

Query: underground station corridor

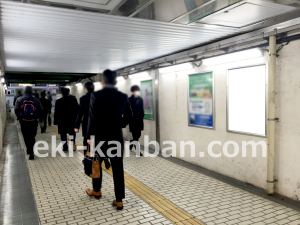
1;0;300;225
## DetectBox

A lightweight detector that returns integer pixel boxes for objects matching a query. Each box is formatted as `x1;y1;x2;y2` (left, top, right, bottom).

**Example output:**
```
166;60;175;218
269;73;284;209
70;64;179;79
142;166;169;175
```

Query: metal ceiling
0;1;237;74
1;0;300;84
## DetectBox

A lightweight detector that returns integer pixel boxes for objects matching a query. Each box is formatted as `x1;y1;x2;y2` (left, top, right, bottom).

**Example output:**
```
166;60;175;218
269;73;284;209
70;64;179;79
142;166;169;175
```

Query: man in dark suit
13;90;23;106
40;91;52;133
54;88;79;151
128;85;144;156
86;70;132;210
74;82;110;169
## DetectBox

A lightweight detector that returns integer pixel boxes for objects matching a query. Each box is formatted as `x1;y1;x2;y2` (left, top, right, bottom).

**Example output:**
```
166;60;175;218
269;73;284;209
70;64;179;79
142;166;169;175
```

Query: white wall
0;83;7;156
159;40;300;200
159;55;269;190
274;40;300;200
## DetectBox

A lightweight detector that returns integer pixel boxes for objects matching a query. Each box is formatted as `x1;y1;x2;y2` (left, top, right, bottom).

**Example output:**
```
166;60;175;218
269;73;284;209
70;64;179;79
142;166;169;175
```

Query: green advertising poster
140;79;154;120
188;72;214;128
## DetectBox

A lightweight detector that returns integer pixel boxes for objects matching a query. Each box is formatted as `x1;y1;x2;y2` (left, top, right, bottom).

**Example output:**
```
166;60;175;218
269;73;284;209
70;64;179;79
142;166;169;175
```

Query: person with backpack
40;91;52;133
15;86;43;160
54;88;79;151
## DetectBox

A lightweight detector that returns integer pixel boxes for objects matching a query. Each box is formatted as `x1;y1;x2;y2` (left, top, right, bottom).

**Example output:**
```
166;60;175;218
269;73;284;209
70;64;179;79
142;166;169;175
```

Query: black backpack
20;98;38;122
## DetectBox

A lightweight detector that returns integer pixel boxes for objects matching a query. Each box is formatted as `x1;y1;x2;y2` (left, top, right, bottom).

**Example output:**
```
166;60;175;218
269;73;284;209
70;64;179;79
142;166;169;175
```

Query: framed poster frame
226;63;268;137
140;79;155;121
188;71;215;129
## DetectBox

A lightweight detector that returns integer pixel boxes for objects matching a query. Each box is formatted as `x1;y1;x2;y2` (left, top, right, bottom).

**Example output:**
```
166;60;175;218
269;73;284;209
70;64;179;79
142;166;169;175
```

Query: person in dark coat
40;91;52;133
15;86;43;160
74;82;111;169
13;90;23;106
47;91;53;106
54;88;78;151
86;69;132;210
128;85;144;156
33;93;39;98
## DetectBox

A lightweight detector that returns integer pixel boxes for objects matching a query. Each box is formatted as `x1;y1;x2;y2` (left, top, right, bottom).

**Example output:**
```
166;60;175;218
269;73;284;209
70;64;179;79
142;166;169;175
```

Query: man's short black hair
103;69;117;85
130;85;140;92
84;82;94;93
61;87;70;97
41;91;46;97
17;91;22;95
33;93;40;98
24;86;32;95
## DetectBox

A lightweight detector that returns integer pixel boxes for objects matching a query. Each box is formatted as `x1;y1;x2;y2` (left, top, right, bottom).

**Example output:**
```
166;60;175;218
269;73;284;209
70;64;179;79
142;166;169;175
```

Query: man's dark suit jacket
54;96;79;134
75;92;92;138
86;87;132;154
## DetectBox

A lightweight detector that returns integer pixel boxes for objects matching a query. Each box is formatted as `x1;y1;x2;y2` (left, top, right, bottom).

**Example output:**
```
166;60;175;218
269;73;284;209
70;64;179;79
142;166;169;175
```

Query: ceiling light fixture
202;48;262;66
158;63;193;74
117;76;125;81
128;72;150;79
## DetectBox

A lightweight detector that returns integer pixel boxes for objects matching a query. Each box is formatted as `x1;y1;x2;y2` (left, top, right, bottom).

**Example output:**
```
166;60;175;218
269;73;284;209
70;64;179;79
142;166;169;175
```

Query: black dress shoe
29;155;34;160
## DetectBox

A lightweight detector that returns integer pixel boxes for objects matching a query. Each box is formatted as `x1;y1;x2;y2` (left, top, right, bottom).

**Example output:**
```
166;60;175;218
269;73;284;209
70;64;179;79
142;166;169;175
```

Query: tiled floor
17;125;173;225
2;119;300;225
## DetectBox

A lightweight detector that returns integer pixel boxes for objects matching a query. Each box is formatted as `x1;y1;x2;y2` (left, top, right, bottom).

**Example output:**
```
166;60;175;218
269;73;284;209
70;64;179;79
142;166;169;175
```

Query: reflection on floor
0;120;40;225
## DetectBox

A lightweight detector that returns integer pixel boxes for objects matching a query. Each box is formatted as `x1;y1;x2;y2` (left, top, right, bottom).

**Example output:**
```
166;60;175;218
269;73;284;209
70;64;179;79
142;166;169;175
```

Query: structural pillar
267;35;277;194
154;70;160;148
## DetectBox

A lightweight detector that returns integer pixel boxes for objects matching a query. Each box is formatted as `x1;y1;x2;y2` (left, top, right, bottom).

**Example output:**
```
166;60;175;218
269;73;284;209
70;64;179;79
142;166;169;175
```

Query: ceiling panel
198;1;295;28
0;1;235;73
36;0;122;10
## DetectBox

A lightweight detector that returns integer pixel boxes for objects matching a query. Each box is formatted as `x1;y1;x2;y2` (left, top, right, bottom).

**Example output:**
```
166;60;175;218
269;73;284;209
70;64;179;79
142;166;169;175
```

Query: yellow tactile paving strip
48;125;205;225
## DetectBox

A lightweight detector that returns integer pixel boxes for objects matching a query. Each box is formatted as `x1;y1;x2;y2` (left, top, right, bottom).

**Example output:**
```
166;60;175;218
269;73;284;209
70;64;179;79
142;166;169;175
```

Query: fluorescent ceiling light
203;49;262;66
94;82;101;85
75;83;83;87
159;63;193;74
1;78;4;83
129;72;149;79
117;76;125;81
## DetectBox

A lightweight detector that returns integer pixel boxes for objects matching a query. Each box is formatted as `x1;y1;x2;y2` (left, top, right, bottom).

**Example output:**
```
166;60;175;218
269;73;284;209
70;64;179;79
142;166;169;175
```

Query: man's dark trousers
21;121;38;156
83;137;88;156
92;155;125;202
41;113;48;132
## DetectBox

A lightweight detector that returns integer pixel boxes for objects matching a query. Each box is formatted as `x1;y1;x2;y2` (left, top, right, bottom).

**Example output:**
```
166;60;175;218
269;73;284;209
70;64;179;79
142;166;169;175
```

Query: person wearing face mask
128;85;144;156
